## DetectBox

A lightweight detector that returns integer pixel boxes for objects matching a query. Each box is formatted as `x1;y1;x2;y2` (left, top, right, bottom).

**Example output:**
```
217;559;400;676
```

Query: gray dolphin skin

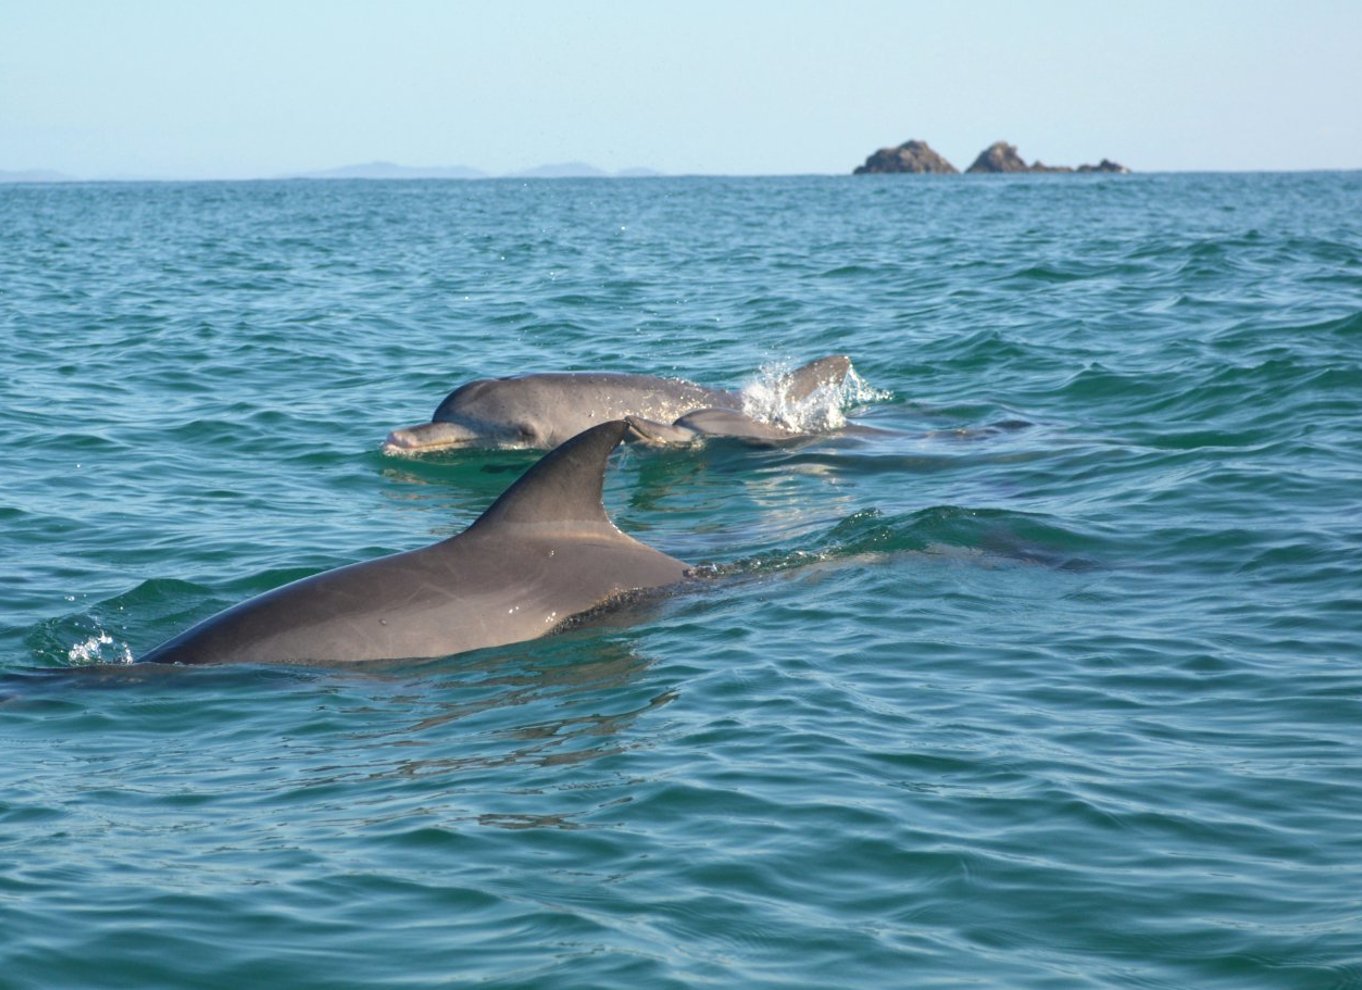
625;408;805;447
142;421;690;665
383;355;852;454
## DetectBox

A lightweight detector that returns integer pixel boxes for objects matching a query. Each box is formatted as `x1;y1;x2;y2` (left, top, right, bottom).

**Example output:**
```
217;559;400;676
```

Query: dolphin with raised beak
383;355;852;454
142;421;690;665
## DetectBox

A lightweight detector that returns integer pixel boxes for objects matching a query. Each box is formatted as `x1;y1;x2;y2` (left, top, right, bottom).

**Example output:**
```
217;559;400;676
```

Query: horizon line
6;166;1362;185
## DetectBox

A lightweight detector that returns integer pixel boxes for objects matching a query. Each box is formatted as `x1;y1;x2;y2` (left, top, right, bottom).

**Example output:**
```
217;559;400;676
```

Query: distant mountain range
0;162;666;183
294;160;666;180
0;168;76;183
295;161;489;180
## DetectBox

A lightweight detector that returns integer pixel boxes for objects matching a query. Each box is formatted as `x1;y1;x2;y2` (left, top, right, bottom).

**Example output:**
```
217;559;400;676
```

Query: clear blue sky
2;0;1359;178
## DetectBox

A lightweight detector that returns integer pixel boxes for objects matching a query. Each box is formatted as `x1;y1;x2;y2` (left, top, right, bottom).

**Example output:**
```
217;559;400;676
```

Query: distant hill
1;161;667;183
509;162;664;179
0;168;75;183
510;161;608;179
297;161;663;180
293;161;487;180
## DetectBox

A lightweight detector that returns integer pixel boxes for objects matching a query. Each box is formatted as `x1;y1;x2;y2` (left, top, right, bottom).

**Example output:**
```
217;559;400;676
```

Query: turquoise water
3;173;1361;988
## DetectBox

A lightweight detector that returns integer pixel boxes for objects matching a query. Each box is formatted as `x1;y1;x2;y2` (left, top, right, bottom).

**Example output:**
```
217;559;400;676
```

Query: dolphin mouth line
381;433;474;456
381;420;494;456
381;433;537;456
621;416;680;446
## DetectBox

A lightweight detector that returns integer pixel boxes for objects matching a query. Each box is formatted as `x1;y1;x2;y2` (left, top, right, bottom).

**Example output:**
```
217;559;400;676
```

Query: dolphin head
382;418;530;454
383;377;548;454
623;415;701;447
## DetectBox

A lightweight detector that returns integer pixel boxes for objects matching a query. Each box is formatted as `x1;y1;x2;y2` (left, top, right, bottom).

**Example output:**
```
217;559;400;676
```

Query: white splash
68;630;134;665
739;358;886;433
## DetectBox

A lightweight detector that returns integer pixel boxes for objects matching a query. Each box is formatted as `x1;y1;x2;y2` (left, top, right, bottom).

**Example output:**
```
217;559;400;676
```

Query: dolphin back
143;421;688;664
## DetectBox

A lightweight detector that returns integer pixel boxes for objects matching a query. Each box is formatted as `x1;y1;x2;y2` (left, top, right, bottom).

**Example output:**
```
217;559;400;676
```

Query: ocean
2;172;1360;988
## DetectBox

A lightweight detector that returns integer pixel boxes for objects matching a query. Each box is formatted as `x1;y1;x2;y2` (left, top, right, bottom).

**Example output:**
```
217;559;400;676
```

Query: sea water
2;173;1360;988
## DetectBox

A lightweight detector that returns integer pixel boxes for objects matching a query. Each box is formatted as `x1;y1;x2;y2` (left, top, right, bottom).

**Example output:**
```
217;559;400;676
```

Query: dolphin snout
381;421;479;455
383;429;417;452
624;415;699;447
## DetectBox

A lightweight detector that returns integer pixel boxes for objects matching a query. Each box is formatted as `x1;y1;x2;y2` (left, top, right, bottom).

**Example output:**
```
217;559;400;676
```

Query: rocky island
853;139;1128;175
853;140;958;174
965;141;1129;174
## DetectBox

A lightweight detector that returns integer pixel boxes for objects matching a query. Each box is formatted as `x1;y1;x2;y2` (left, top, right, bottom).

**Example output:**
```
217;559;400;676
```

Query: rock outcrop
1076;159;1131;174
853;140;958;175
965;141;1064;173
966;141;1027;173
965;141;1128;174
853;139;1130;176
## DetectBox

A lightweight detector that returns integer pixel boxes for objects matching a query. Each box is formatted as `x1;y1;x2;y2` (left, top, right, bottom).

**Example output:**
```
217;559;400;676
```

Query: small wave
21;580;214;668
739;358;889;433
997;263;1091;284
66;629;134;666
1321;310;1362;338
698;505;1103;579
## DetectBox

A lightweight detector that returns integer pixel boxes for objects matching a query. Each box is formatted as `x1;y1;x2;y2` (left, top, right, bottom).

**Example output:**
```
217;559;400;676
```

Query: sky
2;0;1359;179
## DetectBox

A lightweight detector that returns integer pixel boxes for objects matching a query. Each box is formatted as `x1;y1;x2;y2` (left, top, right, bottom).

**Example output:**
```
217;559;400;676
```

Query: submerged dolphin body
383;355;852;454
625;407;806;447
142;422;690;665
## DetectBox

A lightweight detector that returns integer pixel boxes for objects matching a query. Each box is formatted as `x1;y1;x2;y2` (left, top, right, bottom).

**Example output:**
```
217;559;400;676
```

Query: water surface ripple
2;173;1361;988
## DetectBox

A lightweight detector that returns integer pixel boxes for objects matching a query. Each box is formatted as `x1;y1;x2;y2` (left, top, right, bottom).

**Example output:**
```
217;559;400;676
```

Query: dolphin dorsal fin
468;420;627;532
782;354;851;403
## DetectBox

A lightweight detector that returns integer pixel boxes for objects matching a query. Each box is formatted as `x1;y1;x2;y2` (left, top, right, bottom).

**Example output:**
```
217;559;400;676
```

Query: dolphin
383;355;852;454
625;407;806;447
141;421;691;665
